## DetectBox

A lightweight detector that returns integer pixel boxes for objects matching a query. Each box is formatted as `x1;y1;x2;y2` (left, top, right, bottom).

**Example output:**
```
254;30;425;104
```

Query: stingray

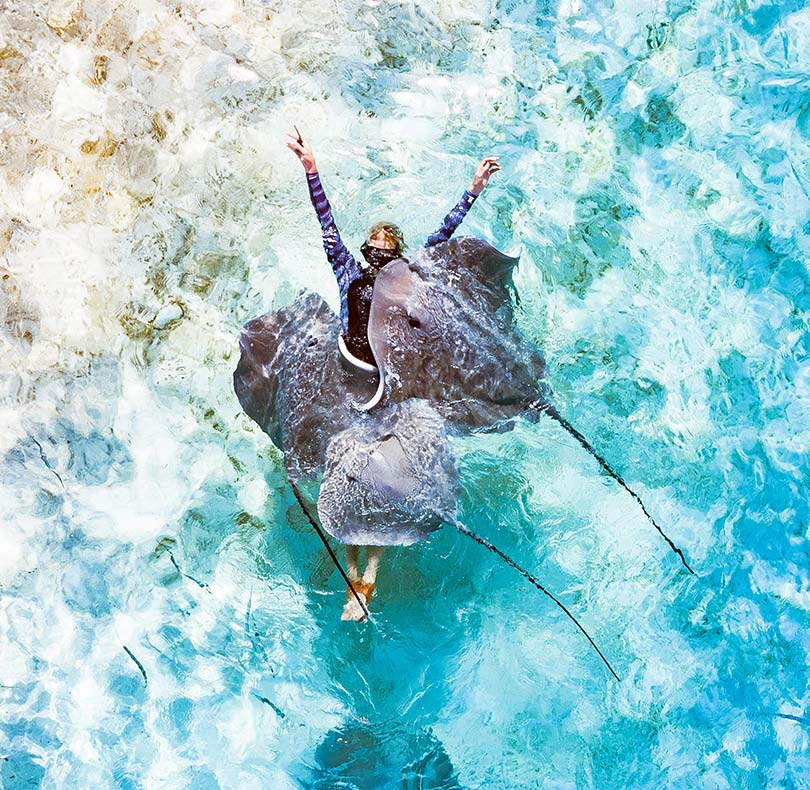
234;236;694;680
364;240;693;572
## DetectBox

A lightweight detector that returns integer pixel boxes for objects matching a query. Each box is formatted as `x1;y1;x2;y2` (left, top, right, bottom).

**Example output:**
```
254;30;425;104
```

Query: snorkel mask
361;242;401;270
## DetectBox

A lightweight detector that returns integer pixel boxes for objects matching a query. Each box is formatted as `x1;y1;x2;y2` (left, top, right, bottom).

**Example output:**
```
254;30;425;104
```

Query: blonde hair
366;222;407;254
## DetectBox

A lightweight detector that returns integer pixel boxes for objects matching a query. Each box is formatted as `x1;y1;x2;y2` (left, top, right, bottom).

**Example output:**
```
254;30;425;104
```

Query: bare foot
340;580;374;622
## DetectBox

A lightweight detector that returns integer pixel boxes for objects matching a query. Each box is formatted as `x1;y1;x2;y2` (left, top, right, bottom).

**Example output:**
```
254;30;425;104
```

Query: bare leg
341;545;383;622
363;546;383;584
345;545;360;581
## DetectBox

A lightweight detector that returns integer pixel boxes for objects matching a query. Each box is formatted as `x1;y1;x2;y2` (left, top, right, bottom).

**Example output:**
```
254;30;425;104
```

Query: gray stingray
360;238;692;573
318;399;458;547
234;236;693;679
362;237;548;425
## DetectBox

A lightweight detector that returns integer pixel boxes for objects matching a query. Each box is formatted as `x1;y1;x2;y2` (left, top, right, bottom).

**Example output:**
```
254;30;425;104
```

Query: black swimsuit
345;270;379;365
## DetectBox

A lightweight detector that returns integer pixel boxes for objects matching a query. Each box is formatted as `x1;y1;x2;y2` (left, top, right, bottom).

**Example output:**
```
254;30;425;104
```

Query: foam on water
2;0;809;787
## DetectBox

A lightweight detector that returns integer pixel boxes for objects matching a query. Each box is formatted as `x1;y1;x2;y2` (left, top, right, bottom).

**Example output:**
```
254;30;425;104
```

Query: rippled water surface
2;0;809;787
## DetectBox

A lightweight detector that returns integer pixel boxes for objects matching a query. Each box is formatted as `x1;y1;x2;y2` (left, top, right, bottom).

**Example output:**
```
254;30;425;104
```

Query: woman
286;126;501;620
286;127;500;365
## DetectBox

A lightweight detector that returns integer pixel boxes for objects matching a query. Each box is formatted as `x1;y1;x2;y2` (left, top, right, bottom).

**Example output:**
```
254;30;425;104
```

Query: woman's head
361;222;407;269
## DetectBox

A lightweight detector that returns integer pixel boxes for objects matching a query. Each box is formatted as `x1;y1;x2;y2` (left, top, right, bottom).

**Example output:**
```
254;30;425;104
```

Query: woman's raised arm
287;127;362;332
425;156;501;247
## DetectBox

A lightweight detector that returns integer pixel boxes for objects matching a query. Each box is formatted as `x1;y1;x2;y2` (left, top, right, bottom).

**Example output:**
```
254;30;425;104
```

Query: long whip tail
534;403;695;575
453;519;620;682
288;478;371;620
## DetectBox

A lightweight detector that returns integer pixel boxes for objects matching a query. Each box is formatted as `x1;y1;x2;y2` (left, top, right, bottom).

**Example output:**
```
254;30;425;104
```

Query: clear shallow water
1;0;809;787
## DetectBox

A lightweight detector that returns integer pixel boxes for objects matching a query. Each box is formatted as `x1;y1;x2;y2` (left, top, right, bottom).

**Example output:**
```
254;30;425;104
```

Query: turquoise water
2;0;809;787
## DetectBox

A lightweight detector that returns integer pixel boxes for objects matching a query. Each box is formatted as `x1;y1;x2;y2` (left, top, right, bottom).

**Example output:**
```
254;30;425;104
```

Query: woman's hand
469;156;501;195
286;125;318;174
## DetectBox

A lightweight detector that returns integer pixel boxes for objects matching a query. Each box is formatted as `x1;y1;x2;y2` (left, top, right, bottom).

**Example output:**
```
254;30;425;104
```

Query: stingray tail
534;403;695;575
287;478;371;620
453;519;620;682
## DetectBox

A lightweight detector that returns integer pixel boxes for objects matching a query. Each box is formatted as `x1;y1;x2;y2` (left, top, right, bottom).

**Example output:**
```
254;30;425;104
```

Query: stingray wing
233;292;376;479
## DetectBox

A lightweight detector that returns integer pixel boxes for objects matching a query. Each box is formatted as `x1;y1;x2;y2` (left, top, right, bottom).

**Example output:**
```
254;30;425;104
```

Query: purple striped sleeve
425;189;478;247
306;171;363;332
